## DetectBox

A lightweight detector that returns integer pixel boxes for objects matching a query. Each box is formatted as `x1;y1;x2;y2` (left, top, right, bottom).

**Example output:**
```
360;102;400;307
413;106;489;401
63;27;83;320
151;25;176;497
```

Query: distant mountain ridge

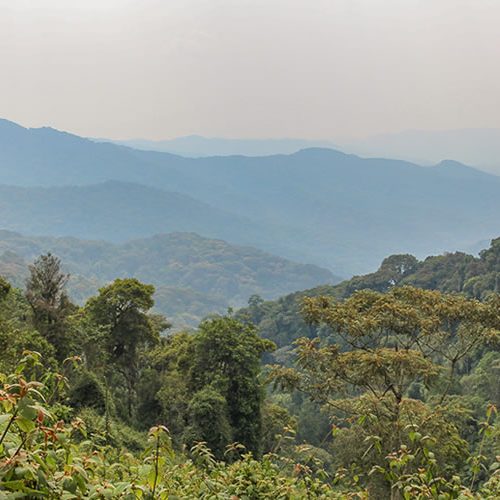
0;230;337;329
344;128;500;176
95;135;339;157
1;117;499;275
97;128;500;176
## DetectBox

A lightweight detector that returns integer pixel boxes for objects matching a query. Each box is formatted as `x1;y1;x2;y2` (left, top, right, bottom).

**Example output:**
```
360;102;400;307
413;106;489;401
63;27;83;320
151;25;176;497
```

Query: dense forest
1;240;499;498
239;238;500;348
0;230;336;329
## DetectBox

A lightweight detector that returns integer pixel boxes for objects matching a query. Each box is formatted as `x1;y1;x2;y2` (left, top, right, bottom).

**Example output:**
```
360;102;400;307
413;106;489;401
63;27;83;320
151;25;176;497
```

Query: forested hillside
1;118;499;274
238;237;500;348
0;121;499;497
0;247;499;497
0;230;336;328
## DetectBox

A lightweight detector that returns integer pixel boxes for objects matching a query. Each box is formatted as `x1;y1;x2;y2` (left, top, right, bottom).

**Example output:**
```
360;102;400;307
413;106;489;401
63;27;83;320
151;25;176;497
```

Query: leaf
18;404;37;421
0;413;12;424
15;416;36;433
60;493;78;500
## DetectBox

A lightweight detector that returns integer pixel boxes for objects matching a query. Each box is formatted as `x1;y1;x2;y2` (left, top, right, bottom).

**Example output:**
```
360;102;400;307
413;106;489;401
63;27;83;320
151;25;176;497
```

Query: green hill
0;230;337;329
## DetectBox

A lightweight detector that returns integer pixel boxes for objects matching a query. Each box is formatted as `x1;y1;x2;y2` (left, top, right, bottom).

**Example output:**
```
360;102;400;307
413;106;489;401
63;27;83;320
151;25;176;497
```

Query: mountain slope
0;231;336;328
0;181;262;243
0;118;187;187
1;118;500;275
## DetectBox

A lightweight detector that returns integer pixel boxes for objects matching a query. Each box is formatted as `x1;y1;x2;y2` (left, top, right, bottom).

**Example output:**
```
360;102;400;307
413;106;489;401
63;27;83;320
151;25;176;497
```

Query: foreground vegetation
0;353;342;498
1;247;500;498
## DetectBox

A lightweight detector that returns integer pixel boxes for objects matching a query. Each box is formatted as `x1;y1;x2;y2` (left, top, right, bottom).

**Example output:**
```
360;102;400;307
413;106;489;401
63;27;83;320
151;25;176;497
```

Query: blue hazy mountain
96;135;338;157
345;128;500;176
0;181;262;243
98;129;500;176
1;118;499;275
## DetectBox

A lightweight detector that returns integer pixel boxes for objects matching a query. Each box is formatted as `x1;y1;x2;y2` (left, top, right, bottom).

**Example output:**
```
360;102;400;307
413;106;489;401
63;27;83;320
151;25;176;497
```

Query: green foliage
68;370;107;414
239;238;500;348
0;285;57;374
0;231;336;330
138;316;277;458
85;278;163;419
271;286;500;496
461;352;500;408
184;386;232;458
25;253;77;361
189;316;276;455
0;276;10;301
142;332;194;436
75;407;147;452
1;250;500;497
0;352;360;498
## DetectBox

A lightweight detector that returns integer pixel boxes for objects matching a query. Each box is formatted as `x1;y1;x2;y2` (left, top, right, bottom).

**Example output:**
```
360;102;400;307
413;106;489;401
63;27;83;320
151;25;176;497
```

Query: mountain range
1;118;499;275
345;128;500;176
99;129;500;176
98;135;338;158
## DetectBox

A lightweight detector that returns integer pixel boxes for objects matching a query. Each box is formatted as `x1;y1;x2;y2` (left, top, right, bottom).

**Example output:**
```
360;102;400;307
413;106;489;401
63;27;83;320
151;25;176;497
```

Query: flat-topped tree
272;286;500;497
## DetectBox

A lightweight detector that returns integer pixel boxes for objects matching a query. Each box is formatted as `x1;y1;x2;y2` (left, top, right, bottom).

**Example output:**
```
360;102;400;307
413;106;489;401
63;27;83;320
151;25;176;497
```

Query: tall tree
25;253;74;360
85;278;164;419
188;316;275;456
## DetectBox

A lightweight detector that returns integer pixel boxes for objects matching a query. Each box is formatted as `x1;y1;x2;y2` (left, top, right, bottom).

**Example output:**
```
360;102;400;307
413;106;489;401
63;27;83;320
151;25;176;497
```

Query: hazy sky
1;0;499;140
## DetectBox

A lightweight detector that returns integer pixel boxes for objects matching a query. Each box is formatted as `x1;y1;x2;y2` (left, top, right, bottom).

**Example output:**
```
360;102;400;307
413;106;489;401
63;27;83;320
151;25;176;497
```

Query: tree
184;387;233;458
245;294;267;324
85;278;164;419
272;286;500;496
0;276;10;301
0;285;56;373
142;332;195;436
25;253;74;360
188;316;275;456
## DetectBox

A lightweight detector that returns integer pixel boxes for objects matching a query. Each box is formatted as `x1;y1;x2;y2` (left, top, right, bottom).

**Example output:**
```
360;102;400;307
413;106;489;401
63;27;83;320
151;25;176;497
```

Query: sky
1;0;500;140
